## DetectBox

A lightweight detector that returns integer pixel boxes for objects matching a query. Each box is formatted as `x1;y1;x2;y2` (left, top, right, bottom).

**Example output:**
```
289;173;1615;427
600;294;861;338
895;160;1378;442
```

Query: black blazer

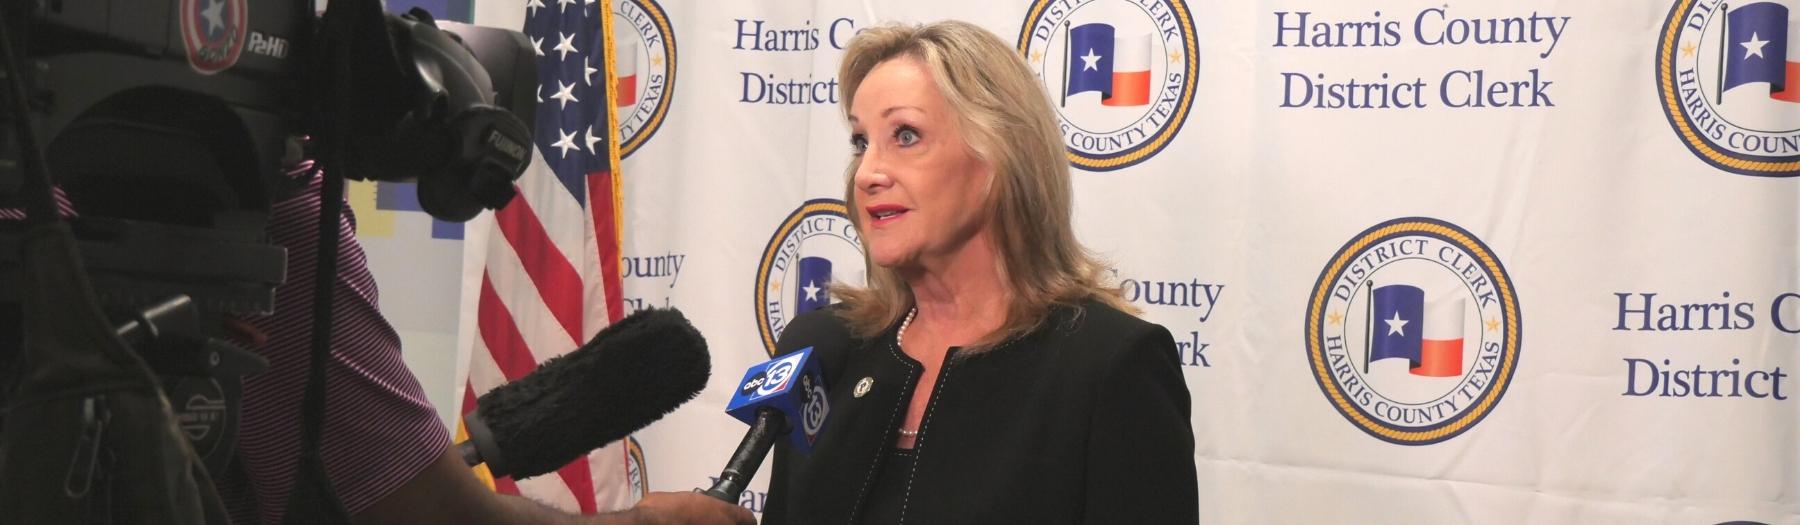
762;299;1198;524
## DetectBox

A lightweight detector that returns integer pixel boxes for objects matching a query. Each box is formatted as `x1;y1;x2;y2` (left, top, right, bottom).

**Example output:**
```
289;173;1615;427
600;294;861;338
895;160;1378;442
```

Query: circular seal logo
754;198;864;356
611;0;677;157
1304;218;1523;445
1656;0;1800;177
1017;0;1199;172
179;0;248;75
624;436;649;501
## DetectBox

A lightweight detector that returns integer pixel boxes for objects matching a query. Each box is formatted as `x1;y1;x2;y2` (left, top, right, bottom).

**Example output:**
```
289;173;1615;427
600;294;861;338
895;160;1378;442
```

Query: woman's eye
896;127;920;147
850;134;868;153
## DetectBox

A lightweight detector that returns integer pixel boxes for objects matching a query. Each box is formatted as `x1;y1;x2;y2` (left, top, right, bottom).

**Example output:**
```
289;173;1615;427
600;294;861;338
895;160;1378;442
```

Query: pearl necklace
896;307;918;348
896;307;920;438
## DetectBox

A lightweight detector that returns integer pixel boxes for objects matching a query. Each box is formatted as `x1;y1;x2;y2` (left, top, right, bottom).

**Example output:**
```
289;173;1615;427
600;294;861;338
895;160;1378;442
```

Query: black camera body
0;0;537;315
5;0;307;224
0;0;537;479
3;0;537;227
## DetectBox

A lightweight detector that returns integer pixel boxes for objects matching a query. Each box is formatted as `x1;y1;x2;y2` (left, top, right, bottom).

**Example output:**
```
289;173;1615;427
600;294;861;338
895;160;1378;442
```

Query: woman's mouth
866;204;909;224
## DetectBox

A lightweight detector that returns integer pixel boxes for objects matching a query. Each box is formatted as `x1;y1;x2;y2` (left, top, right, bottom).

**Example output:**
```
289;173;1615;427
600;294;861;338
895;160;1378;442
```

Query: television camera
0;0;538;519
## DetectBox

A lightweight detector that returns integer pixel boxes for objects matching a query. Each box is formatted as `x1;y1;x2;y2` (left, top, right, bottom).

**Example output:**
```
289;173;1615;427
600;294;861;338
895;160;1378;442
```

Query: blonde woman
763;21;1197;525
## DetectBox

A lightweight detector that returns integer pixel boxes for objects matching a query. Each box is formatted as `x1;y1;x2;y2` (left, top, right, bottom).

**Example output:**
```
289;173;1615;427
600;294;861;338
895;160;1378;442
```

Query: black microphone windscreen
475;307;709;478
773;308;853;356
768;308;853;387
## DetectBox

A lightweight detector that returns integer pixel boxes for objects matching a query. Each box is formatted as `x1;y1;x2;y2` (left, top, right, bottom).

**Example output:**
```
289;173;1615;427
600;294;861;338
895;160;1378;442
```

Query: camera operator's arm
354;447;754;525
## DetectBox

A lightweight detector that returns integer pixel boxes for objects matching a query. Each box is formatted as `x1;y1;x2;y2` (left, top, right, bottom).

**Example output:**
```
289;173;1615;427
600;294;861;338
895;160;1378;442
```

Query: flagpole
1061;22;1069;108
1717;3;1728;106
1363;280;1373;375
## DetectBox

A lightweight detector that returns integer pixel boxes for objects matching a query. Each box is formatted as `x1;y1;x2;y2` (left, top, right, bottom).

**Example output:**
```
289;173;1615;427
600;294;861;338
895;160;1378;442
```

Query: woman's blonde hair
831;20;1135;349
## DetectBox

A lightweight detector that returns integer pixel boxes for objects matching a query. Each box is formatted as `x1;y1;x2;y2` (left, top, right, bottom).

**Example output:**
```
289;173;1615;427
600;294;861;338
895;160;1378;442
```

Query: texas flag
1723;2;1800;103
615;39;638;107
1064;23;1152;107
795;256;832;314
1368;284;1464;378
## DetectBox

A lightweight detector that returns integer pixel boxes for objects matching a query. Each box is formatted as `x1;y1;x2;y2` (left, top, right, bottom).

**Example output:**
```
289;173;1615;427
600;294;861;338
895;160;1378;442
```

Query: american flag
456;0;630;513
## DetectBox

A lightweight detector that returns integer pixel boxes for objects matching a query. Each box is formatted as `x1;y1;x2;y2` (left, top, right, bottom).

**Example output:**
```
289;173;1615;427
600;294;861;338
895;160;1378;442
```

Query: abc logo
739;371;768;396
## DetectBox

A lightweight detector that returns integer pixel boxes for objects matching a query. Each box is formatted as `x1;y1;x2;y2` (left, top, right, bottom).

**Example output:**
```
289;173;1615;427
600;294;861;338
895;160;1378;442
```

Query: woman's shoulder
1030;297;1175;367
1055;297;1162;339
1013;298;1182;401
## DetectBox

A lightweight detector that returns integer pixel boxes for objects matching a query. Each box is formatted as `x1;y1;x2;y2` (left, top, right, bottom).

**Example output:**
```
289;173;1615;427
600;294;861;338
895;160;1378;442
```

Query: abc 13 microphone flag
336;0;1800;522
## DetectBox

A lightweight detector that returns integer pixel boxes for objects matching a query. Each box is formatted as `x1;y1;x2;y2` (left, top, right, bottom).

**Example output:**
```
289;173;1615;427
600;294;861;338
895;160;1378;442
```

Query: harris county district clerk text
1273;8;1571;110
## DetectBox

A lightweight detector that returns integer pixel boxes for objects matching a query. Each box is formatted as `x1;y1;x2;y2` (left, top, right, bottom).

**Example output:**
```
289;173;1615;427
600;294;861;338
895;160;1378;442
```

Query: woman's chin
867;249;914;270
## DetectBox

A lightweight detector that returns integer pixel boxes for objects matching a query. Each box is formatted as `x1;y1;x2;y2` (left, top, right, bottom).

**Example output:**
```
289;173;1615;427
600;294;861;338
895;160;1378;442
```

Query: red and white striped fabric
224;164;450;525
0;187;75;221
454;0;632;514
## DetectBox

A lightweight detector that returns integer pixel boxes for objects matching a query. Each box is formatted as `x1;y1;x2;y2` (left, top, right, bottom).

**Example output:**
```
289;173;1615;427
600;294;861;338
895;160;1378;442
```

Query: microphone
459;307;709;479
703;346;830;502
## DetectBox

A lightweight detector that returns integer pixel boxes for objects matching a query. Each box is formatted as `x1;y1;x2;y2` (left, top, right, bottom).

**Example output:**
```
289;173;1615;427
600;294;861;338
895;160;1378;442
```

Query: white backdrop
364;0;1800;522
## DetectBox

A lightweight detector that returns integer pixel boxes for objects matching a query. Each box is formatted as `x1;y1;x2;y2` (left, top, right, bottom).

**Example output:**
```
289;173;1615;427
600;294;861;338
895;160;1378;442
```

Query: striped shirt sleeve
219;163;451;524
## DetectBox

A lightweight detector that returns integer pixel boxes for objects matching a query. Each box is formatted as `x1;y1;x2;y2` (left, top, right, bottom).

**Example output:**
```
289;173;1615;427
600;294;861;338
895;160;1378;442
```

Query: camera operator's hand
598;492;754;525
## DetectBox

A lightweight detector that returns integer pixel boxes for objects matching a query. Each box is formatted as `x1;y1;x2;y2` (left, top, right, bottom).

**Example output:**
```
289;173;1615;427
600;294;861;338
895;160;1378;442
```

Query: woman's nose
854;151;892;194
